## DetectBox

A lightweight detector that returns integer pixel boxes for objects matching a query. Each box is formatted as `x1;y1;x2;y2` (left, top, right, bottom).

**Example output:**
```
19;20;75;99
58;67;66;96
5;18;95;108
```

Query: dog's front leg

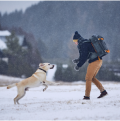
43;83;48;92
45;80;60;85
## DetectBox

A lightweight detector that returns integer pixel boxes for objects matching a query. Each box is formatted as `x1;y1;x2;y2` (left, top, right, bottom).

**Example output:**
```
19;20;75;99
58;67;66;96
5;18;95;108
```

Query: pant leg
92;61;104;92
85;60;103;97
92;78;104;92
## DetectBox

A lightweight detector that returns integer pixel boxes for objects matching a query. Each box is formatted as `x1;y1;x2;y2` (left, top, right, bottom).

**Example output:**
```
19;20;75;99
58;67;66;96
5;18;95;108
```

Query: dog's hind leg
43;84;48;92
14;95;19;104
14;87;26;104
17;90;26;104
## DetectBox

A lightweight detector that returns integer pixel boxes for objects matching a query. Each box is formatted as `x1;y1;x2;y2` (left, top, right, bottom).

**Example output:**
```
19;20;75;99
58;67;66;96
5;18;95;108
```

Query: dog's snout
50;65;54;69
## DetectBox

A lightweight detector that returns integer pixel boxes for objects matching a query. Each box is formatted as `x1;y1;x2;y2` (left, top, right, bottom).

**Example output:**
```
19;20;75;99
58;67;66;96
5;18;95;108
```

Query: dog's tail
45;80;60;85
7;83;17;89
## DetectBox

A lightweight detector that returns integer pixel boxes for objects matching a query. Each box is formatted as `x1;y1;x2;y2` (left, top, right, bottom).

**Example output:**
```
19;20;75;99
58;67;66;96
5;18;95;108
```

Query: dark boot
83;96;90;100
98;90;108;98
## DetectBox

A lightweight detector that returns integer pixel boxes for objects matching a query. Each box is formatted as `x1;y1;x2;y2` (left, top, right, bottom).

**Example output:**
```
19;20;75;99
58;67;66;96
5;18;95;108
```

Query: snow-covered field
0;80;120;120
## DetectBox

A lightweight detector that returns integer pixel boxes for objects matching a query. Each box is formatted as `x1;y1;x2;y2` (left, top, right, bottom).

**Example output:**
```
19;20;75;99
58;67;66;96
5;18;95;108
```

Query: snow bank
0;75;22;86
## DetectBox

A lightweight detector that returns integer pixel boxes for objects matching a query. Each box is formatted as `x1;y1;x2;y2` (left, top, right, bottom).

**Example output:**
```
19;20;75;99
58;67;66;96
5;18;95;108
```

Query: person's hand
74;65;80;71
72;59;79;64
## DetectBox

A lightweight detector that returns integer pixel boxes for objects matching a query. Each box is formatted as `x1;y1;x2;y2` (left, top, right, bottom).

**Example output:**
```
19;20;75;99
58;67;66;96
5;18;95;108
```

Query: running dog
7;63;58;104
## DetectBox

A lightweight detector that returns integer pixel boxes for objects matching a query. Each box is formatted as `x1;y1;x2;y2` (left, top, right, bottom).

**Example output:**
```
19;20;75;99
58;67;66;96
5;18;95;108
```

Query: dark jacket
77;38;102;67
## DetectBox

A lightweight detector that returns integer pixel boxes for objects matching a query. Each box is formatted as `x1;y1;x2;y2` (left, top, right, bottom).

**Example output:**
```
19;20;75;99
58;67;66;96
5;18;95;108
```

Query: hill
1;1;120;62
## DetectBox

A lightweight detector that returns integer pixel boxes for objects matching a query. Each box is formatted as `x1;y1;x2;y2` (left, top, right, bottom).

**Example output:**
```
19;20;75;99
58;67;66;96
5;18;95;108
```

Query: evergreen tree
3;32;34;77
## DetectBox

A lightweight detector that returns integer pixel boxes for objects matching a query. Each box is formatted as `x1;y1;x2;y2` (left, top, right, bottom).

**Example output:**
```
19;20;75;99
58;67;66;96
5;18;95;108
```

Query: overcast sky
0;1;41;14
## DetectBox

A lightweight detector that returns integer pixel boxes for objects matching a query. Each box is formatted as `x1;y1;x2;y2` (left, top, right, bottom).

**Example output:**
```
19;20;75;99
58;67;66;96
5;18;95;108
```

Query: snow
62;64;68;68
46;64;57;81
0;30;11;36
0;39;7;50
0;79;120;120
0;30;11;50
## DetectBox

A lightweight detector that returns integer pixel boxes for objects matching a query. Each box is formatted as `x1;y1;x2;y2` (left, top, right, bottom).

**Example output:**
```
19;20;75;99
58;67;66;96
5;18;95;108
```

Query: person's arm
77;43;89;67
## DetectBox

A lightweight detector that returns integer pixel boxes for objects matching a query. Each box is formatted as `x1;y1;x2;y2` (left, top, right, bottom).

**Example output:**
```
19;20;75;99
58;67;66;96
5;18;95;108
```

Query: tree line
0;1;120;81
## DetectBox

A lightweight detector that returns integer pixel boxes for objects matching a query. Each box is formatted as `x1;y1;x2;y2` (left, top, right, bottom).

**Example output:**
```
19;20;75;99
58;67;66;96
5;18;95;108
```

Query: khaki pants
85;60;104;97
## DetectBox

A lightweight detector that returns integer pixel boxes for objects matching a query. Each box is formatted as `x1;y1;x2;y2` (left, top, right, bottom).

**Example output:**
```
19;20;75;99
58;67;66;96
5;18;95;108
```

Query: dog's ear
39;63;45;67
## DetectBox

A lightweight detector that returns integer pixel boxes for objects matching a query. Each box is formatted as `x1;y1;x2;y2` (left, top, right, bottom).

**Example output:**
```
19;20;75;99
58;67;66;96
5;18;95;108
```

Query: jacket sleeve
77;43;89;67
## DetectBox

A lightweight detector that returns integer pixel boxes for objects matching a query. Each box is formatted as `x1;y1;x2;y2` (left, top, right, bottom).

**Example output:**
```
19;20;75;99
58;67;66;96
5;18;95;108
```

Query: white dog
7;63;59;104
